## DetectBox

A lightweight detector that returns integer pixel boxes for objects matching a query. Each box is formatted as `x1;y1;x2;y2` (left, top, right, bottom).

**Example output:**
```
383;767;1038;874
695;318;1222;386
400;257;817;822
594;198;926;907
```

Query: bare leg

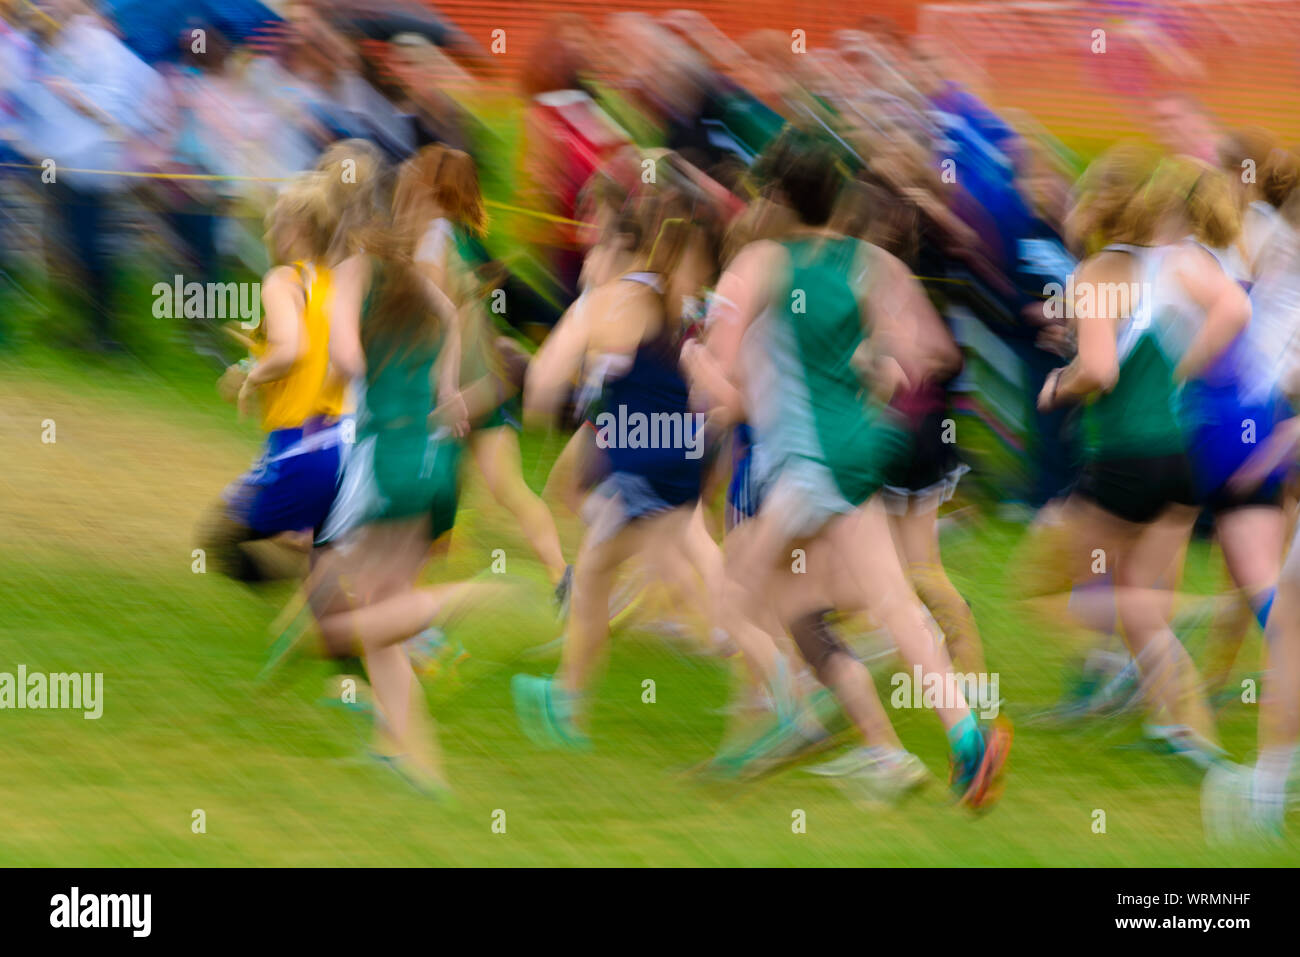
542;425;595;518
729;502;904;750
889;505;987;675
557;510;651;702
1114;505;1216;740
471;426;567;584
831;501;973;732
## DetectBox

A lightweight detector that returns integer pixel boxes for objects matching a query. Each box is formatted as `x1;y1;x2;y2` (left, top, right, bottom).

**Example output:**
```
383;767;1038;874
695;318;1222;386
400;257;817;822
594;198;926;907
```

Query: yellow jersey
253;263;348;432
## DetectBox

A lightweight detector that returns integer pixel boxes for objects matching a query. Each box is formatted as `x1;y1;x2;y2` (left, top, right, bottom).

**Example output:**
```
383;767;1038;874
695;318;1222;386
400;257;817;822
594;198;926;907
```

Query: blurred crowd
1;1;1296;505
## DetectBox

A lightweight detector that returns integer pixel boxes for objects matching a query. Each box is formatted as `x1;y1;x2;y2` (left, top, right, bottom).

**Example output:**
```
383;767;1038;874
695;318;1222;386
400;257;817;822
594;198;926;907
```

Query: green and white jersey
1080;244;1194;461
747;235;907;509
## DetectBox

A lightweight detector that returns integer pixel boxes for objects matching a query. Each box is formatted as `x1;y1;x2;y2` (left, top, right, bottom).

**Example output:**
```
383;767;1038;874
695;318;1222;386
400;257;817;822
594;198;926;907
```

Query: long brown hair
398;144;488;236
357;164;444;364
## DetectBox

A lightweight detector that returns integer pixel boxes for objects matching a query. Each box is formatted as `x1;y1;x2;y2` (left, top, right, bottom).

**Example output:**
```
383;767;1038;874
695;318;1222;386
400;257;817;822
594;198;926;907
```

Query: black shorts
1075;453;1197;525
881;409;964;493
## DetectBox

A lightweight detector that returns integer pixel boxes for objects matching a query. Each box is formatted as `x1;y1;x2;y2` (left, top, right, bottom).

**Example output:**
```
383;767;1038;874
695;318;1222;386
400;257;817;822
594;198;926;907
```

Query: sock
768;656;796;723
1252;745;1297;824
947;712;983;769
549;676;582;725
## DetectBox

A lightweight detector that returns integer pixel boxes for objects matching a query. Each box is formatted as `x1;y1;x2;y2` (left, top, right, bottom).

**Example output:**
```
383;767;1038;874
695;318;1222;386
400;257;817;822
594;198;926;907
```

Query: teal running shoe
511;674;591;750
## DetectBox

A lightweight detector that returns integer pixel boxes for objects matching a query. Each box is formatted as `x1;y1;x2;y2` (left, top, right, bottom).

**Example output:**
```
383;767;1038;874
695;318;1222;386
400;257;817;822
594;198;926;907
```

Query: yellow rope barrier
0;163;597;225
0;164;978;286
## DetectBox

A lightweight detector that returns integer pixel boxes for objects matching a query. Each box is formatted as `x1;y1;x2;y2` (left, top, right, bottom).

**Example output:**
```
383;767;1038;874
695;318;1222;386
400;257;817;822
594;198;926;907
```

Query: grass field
0;330;1295;869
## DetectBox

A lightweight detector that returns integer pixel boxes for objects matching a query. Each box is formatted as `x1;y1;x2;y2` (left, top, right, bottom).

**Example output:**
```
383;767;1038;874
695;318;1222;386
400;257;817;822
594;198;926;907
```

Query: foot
370;750;455;802
844;749;931;805
511;674;590;750
1202;762;1284;845
406;626;469;679
805;745;886;778
1142;724;1226;771
1086;657;1142;717
951;718;1013;811
709;707;832;780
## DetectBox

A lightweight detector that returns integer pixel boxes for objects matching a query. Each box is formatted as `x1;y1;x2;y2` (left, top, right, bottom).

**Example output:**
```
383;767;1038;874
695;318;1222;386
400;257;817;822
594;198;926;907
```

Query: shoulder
333;253;373;284
853;241;912;300
727;238;788;283
1077;247;1141;284
1160;242;1225;283
263;264;303;293
856;240;901;278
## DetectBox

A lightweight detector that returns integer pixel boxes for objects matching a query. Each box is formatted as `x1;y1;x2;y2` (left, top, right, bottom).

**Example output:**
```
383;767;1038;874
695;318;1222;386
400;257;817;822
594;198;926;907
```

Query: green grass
0;330;1294;867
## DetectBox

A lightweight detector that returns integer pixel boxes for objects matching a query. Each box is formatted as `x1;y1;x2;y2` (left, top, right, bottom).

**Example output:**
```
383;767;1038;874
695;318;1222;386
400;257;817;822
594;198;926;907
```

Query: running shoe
806;746;883;778
1142;724;1226;771
1202;762;1284;845
511;674;591;750
1086;656;1142;717
370;751;455;803
844;749;931;805
257;595;315;682
951;718;1014;811
709;692;842;780
708;720;830;780
406;626;469;680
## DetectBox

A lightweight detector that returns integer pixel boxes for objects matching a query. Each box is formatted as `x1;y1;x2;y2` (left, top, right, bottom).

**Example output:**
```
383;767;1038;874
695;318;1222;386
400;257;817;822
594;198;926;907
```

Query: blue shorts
582;470;696;546
726;424;763;530
1182;383;1289;511
224;418;345;536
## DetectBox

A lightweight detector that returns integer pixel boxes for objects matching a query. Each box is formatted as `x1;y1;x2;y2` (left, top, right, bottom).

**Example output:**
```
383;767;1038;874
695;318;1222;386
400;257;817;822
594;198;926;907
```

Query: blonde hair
314;139;390;263
1066;142;1158;254
1140;156;1241;250
265;172;335;265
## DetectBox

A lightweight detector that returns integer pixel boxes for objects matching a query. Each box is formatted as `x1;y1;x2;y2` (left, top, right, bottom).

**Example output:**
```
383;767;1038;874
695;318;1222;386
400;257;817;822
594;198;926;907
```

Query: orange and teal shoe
951;718;1013;811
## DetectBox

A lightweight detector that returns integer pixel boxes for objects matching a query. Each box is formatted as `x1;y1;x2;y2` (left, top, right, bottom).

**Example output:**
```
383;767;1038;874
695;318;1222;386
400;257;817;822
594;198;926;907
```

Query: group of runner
194;116;1300;836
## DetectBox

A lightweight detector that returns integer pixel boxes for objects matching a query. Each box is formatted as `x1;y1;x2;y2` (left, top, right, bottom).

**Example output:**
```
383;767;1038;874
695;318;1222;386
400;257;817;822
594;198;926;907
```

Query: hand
218;364;248;405
680;339;714;410
869;355;909;403
430;393;470;439
1035;323;1073;359
1228;417;1300;494
237;376;260;421
680;339;705;377
1037;367;1063;412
